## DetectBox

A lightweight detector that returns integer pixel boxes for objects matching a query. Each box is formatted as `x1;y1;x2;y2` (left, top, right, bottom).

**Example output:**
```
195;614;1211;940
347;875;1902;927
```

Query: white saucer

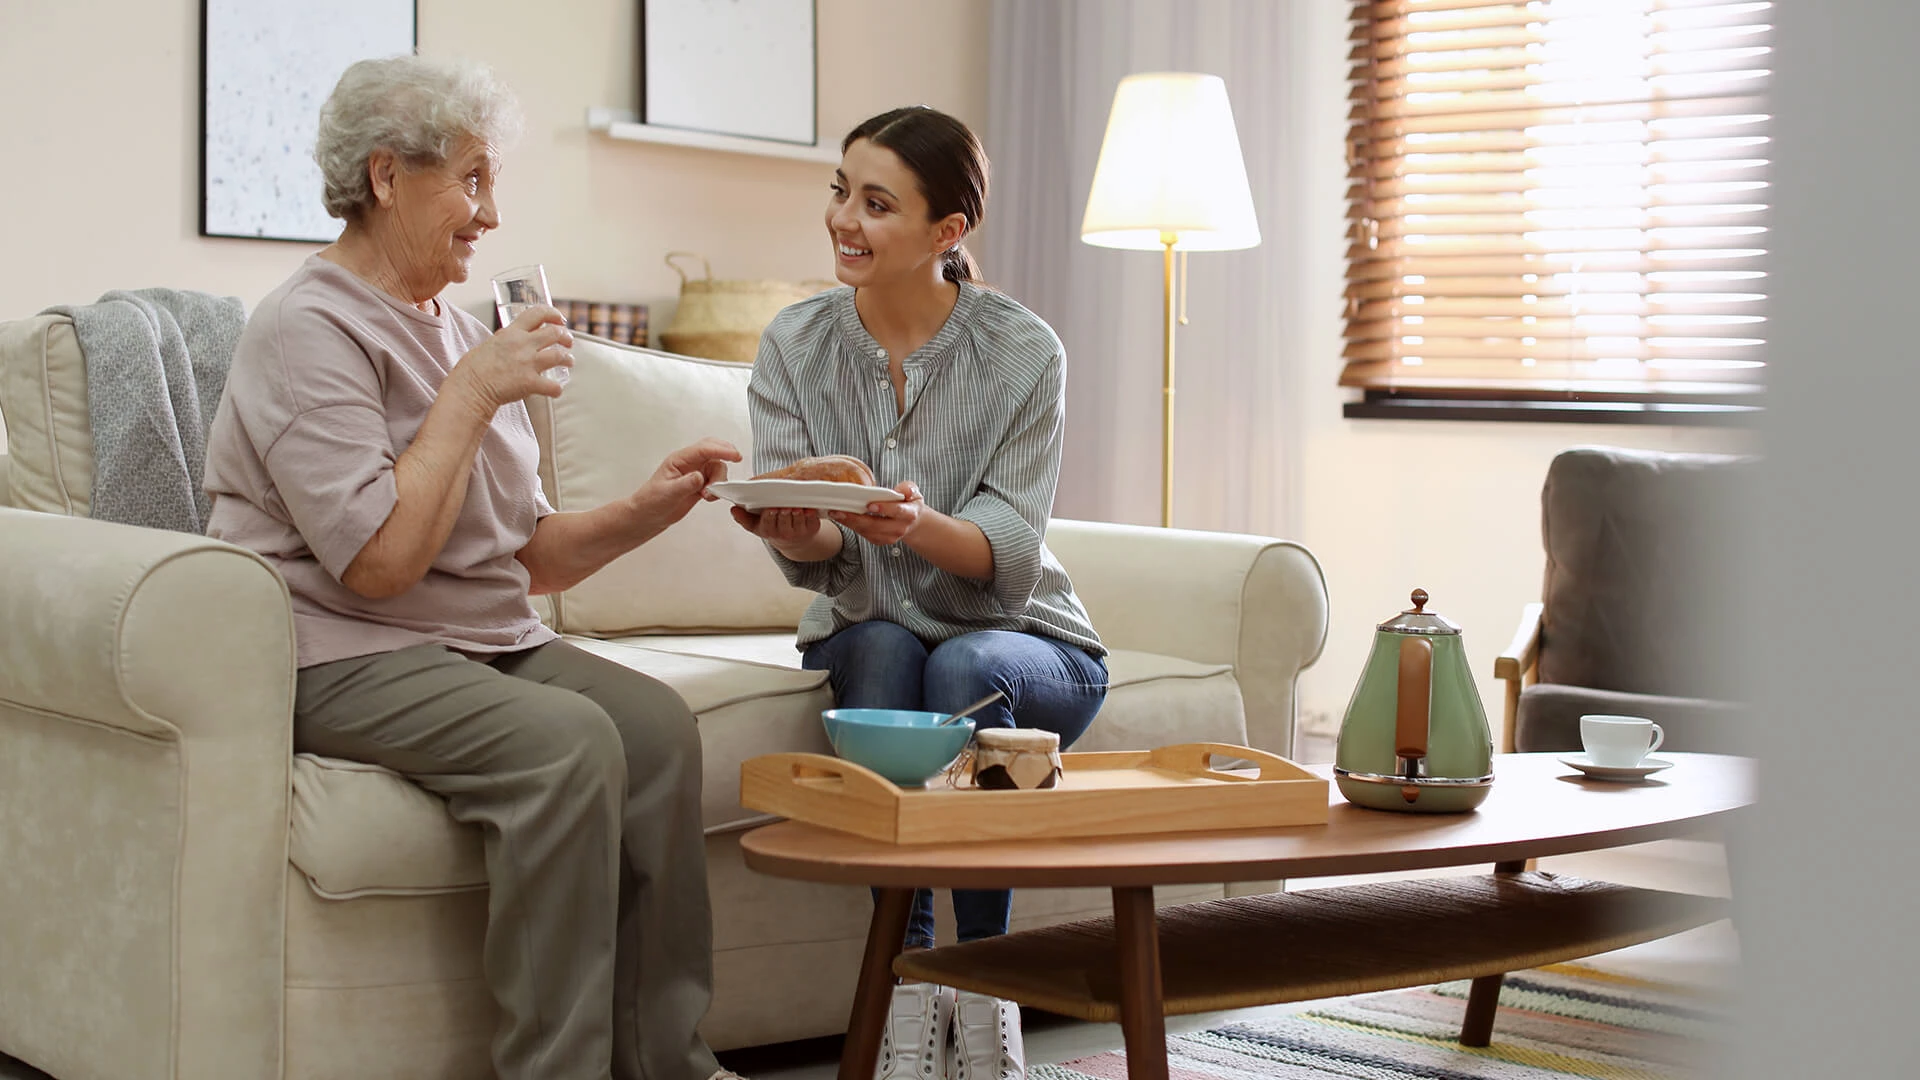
707;479;905;514
1559;754;1676;782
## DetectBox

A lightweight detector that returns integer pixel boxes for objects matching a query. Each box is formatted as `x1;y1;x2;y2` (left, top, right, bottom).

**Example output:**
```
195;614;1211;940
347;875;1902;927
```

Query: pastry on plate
751;454;875;486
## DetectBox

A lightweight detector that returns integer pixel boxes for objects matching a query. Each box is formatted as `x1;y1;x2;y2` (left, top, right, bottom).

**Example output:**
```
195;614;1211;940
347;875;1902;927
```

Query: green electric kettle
1335;589;1494;812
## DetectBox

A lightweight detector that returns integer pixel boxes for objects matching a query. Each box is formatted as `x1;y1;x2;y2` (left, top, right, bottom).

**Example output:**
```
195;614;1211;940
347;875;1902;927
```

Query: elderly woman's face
382;135;501;291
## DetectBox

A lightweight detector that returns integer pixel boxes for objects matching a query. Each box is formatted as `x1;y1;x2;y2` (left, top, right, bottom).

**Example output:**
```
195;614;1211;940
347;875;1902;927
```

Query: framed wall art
641;0;817;146
200;0;418;242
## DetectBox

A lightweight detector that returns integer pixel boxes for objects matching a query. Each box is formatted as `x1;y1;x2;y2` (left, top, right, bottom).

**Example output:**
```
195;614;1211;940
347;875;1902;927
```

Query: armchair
1496;446;1756;755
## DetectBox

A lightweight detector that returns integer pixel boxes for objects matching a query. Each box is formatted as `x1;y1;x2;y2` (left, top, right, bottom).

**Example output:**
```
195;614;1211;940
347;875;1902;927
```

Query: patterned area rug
1033;963;1731;1080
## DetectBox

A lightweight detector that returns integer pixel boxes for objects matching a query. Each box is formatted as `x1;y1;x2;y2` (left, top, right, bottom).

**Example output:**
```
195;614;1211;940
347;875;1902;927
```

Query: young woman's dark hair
842;106;989;283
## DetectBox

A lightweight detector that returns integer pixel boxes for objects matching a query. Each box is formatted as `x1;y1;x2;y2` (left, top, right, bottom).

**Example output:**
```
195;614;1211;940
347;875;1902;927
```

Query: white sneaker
875;981;956;1080
946;990;1025;1080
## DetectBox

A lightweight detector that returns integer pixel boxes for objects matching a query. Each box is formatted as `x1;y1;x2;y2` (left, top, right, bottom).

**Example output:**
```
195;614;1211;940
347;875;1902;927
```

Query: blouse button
875;348;888;360
885;437;897;449
890;547;902;557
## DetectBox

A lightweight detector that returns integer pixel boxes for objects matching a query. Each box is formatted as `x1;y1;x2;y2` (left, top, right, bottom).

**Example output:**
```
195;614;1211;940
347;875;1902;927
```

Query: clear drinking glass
490;263;569;385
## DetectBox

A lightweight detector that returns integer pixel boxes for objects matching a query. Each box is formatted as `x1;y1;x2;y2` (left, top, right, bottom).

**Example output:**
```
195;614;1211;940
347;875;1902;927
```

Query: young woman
733;107;1107;1080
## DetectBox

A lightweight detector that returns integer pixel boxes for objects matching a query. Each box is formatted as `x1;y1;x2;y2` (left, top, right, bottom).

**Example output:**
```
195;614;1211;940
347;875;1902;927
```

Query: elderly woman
202;56;743;1080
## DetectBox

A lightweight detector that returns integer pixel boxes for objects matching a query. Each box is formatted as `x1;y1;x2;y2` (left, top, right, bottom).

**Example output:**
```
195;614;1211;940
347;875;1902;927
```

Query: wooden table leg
840;888;914;1080
1459;859;1529;1047
1112;886;1169;1080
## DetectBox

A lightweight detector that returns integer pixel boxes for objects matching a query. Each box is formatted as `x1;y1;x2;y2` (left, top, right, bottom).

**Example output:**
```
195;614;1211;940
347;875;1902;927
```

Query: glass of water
490;264;569;385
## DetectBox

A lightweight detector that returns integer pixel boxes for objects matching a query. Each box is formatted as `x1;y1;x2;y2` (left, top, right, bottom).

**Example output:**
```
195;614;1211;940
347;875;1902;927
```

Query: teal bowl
821;709;976;788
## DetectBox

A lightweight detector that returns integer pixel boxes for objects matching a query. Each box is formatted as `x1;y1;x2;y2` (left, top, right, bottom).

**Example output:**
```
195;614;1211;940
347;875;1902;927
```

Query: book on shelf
556;298;649;347
489;295;648;347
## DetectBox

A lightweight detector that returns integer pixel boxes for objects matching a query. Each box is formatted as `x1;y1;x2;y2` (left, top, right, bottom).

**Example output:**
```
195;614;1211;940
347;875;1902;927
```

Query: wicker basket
658;252;835;362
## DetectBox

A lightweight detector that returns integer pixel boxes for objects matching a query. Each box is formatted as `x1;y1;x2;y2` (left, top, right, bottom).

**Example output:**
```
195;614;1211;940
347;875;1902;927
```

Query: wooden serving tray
739;742;1329;845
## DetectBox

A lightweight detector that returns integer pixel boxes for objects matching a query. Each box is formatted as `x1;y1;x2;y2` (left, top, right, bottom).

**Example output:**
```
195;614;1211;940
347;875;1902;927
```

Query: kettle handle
1396;636;1432;761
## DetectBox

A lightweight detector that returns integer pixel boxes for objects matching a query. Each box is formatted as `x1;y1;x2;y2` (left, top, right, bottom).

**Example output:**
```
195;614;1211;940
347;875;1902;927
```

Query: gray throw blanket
45;289;247;534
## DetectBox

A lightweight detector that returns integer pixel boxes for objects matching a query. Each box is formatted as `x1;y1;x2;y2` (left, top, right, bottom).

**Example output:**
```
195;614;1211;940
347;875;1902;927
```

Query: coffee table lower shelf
894;871;1725;1023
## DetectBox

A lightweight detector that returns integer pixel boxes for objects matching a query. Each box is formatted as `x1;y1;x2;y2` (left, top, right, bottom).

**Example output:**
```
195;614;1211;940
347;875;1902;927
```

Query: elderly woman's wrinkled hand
629;438;744;534
447;304;574;417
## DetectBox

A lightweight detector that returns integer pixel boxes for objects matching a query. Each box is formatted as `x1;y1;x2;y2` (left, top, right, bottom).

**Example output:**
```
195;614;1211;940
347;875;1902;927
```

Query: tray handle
1147;742;1312;781
741;752;899;802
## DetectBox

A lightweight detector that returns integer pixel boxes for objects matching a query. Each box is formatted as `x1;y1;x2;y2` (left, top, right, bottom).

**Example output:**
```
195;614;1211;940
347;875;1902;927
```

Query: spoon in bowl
936;690;1006;727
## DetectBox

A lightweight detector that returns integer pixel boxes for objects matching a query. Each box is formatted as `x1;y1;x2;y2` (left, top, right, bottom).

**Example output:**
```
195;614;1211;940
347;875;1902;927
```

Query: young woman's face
825;138;964;289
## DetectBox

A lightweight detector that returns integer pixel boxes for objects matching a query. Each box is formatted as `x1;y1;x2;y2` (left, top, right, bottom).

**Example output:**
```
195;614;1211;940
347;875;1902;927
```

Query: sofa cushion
291;754;488;899
288;643;831;896
0;312;94;515
1074;650;1246;750
526;334;814;635
627;633;1249;753
563;635;834;833
287;633;1244;896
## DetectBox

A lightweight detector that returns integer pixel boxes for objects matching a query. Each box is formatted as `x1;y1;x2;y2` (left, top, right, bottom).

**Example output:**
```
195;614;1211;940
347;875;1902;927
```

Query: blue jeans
804;621;1108;950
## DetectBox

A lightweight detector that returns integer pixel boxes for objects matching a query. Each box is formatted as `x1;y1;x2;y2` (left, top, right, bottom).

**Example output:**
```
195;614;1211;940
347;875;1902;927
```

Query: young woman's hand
830;481;924;547
730;506;827;545
447;305;574;416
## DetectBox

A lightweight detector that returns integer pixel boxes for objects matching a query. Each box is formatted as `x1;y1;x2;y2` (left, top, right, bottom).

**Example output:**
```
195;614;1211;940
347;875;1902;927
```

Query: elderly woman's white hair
314;55;522;221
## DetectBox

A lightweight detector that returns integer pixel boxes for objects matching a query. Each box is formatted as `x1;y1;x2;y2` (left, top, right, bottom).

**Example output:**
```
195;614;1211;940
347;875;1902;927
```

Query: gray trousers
295;640;721;1080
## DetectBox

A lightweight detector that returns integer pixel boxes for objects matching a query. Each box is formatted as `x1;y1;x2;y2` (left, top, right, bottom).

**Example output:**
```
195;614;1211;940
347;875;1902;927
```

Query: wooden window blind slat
1344;0;1770;403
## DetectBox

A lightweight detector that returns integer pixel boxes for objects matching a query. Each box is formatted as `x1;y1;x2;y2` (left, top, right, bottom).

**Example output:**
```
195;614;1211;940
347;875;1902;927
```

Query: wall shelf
586;108;839;165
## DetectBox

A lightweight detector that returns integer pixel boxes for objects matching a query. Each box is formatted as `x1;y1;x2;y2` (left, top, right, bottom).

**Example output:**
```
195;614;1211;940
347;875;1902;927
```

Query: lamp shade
1080;72;1261;252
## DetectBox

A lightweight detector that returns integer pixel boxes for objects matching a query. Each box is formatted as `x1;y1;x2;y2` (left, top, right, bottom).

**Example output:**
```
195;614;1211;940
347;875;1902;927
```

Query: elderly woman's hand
628;438;744;533
447;304;574;416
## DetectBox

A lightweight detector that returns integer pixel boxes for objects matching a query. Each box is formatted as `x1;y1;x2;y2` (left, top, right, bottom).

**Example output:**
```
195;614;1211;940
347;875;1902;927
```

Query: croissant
752;454;875;486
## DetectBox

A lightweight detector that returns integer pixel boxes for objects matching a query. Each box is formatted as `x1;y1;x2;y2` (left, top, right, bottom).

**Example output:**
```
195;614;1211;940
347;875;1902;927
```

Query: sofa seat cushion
289;643;832;897
291;754;487;899
1074;650;1246;751
562;636;833;833
628;633;1248;753
287;635;1247;898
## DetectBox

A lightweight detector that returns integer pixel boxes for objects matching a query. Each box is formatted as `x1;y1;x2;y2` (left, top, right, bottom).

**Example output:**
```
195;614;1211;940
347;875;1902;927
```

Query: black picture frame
199;0;419;243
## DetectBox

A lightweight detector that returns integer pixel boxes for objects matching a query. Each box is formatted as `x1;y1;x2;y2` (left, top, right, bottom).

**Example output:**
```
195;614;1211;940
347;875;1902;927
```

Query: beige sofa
0;314;1330;1080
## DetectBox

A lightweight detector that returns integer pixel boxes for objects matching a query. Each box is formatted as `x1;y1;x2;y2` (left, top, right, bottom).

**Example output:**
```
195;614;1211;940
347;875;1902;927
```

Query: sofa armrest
1045;519;1329;756
0;507;294;1080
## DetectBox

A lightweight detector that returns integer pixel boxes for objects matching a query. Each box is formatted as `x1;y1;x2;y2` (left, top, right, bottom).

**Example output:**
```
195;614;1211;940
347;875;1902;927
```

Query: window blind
1343;0;1772;403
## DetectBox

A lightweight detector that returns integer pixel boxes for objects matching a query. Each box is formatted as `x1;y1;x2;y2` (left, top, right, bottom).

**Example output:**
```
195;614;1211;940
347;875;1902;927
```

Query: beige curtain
982;0;1313;535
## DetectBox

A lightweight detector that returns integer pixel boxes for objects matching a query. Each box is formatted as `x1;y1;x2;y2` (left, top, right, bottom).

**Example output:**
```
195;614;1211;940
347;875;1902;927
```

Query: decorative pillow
0;313;95;516
527;334;813;635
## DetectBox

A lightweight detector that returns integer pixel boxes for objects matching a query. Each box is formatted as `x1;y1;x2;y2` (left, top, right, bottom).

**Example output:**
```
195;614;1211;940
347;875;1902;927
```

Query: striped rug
1033;963;1732;1080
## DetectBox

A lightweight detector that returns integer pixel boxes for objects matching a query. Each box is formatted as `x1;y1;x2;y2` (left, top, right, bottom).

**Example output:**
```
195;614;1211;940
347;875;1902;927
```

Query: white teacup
1580;714;1665;768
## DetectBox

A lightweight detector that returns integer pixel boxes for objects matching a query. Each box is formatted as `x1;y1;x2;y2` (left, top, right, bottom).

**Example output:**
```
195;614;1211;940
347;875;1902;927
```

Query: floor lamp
1081;72;1261;527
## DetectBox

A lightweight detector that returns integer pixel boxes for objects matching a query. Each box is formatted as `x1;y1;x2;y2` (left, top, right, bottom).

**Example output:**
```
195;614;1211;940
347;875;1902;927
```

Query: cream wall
0;0;989;323
1280;0;1757;739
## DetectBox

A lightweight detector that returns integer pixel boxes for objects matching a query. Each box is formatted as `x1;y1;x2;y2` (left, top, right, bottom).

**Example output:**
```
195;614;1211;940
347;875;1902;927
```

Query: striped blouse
747;282;1104;658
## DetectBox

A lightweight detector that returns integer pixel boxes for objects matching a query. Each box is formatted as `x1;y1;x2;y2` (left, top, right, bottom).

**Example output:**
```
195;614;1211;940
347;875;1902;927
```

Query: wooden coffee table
740;751;1753;1080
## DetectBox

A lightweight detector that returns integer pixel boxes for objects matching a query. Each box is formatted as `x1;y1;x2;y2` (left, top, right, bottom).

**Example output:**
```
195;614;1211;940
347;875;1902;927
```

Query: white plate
707;479;905;514
1558;754;1676;782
